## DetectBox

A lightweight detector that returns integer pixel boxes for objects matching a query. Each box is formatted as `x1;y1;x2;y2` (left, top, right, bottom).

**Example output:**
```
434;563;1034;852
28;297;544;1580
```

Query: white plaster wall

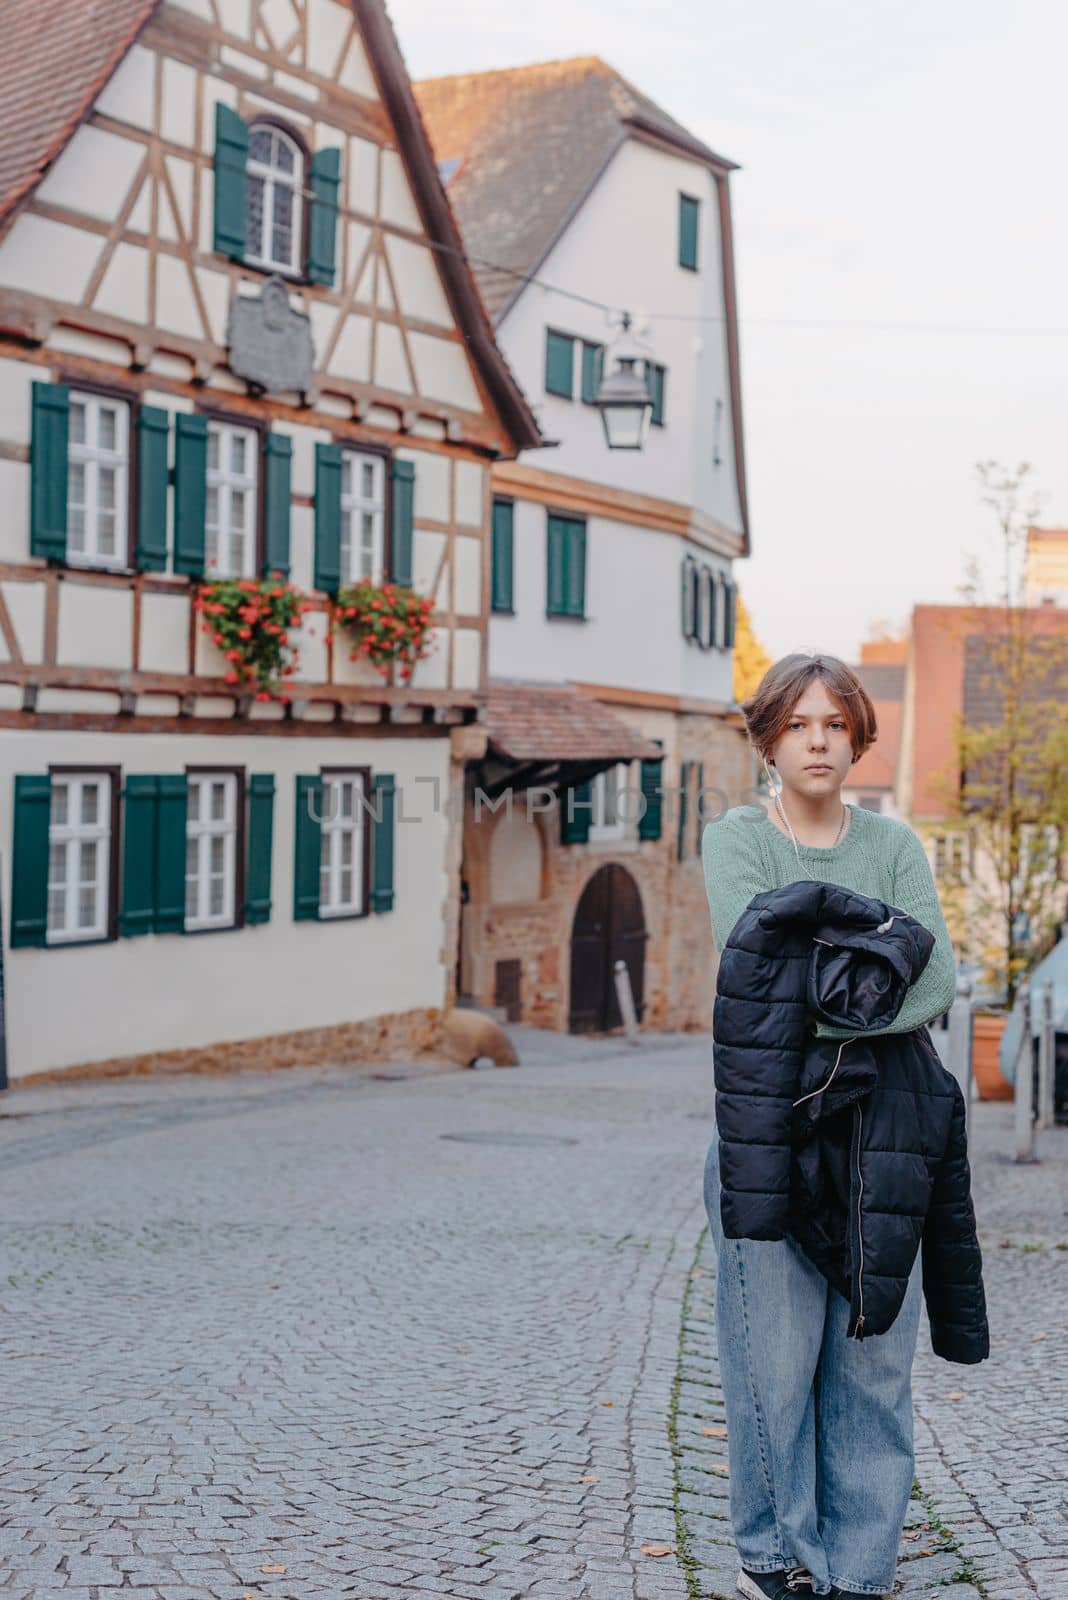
489;498;733;703
36;125;146;223
496;138;743;536
0;727;454;1078
0;462;29;564
0;579;45;661
140;592;190;674
0;357;32;445
95;43;155;130
56;583;135;670
452;535;481;616
0;215;102;303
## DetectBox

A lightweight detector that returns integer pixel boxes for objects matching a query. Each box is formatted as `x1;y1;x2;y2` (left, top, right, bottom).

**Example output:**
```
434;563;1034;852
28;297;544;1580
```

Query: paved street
1;1033;1065;1600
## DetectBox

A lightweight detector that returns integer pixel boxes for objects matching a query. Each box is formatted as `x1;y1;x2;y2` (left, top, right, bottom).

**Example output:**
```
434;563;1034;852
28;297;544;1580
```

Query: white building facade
0;0;539;1081
417;60;752;1033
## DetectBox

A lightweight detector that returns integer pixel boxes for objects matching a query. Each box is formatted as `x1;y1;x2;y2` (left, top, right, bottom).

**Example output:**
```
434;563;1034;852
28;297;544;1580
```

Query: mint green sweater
700;802;958;1039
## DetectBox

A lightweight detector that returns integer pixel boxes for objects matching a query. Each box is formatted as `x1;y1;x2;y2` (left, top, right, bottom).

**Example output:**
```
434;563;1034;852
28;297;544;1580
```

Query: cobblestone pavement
0;1037;1065;1600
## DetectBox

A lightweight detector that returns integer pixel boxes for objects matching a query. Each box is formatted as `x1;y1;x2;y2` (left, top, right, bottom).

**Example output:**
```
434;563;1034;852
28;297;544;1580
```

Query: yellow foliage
732;587;772;705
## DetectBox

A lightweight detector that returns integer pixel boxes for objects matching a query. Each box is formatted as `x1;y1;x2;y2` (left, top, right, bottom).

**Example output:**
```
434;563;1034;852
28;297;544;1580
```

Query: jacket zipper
851;1101;866;1338
792;1033;860;1108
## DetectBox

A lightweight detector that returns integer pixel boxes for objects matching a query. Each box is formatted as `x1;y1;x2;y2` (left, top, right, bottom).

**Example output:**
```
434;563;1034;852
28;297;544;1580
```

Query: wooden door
568;864;647;1033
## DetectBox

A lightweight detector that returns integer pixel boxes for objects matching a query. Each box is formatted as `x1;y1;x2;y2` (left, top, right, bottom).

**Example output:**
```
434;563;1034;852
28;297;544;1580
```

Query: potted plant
329;578;435;682
193;572;310;703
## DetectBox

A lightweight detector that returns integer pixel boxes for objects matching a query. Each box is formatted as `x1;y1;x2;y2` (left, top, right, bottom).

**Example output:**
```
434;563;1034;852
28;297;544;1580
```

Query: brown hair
741;652;878;767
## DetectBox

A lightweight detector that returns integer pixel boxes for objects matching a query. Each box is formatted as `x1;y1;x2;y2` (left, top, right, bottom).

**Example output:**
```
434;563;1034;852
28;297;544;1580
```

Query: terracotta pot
971;1010;1014;1100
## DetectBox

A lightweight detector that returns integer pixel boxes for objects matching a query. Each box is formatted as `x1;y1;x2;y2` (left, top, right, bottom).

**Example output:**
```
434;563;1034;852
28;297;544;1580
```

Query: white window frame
246;123;304;275
185;772;239;931
67;392;130;571
590;762;631;843
206;420;258;579
340;451;387;584
319;769;369;917
47;772;112;943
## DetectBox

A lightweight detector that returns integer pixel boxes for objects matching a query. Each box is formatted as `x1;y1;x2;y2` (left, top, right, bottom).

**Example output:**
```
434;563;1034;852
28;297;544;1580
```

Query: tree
732;588;772;706
925;462;1068;1007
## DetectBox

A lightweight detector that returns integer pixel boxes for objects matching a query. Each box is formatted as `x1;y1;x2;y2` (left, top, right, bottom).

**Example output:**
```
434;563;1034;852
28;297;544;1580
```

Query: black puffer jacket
713;878;989;1365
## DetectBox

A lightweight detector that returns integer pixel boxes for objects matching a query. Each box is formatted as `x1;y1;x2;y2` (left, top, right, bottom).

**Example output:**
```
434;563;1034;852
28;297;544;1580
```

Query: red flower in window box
193;574;308;699
329;579;438;678
328;578;436;681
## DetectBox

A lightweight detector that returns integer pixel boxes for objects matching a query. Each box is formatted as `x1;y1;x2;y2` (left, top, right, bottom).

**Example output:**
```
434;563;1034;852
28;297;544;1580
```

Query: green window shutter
213;103;249;260
580;341;604;404
704;569;717;649
173;412;208;578
306;146;342;285
724;577;737;647
119;775;187;936
135;405;170;572
370;772;396;912
244;773;275;925
491;498;514;612
294;774;322;921
389;456;415;587
30;381;69;562
565;519;586;616
679;193;700;270
314;441;343;594
560;779;592;845
119;775;159;938
645;363;666;426
547;515;585;617
693;759;705;855
547;516;566;615
155;774;188;934
11;773;51;948
676;760;691;861
545;329;574;398
638;747;664;842
262;431;292;580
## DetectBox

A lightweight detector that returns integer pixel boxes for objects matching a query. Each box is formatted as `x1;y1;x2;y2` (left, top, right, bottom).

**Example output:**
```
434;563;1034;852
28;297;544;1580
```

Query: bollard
945;975;974;1140
613;959;640;1046
1036;979;1056;1131
1014;986;1037;1162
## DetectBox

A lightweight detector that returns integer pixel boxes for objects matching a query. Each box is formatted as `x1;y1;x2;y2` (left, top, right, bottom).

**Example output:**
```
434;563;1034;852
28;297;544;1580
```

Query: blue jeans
702;1130;923;1597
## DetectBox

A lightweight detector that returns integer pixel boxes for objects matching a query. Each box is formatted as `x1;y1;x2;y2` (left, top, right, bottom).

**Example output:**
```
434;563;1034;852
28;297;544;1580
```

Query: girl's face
768;681;854;798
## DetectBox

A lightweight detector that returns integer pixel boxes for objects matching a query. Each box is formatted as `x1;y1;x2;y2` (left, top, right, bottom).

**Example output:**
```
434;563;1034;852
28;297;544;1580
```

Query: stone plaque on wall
226;276;315;395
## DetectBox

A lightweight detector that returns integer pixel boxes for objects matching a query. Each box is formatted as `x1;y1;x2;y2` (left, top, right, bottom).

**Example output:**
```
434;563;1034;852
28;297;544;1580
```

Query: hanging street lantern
594;311;654;451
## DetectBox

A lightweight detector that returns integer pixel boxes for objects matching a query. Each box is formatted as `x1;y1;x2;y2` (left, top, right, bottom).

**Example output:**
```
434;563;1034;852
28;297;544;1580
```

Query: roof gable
0;0;540;452
414;56;737;324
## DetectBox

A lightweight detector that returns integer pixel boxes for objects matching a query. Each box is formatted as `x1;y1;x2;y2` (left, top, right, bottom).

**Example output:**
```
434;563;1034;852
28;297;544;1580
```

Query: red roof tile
0;0;159;229
485;679;662;763
414;56;737;324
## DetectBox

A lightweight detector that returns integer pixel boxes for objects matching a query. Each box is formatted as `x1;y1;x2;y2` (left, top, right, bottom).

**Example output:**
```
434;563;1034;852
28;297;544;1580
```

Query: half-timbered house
0;0;540;1081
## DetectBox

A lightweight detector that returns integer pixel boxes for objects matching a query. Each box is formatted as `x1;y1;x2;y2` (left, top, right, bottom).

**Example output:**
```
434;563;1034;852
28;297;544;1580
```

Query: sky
387;0;1068;664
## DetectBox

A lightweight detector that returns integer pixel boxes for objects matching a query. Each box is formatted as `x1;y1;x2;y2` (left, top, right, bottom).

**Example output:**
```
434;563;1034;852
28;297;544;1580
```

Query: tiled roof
414;56;736;324
485;679;662;763
0;0;159;229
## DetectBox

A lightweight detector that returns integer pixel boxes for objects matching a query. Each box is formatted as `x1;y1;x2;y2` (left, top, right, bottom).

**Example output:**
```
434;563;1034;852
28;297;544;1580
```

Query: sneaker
738;1567;815;1600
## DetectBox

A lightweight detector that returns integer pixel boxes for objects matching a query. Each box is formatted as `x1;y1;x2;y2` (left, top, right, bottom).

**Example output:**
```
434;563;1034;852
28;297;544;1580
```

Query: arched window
246;123;304;274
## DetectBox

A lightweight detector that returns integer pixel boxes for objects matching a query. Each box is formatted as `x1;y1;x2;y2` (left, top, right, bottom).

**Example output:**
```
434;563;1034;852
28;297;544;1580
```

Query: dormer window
246;123;304;275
